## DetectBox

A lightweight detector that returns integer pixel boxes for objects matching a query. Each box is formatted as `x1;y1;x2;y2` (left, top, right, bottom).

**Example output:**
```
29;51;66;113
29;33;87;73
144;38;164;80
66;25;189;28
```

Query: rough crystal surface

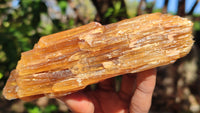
3;13;194;101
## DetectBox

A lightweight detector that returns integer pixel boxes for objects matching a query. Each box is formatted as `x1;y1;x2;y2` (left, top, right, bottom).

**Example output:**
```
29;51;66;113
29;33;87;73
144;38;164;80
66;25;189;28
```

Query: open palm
59;69;156;113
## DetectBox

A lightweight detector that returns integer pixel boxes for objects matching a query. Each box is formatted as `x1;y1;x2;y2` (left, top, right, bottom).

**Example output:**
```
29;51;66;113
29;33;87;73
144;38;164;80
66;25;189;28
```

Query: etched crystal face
3;13;194;101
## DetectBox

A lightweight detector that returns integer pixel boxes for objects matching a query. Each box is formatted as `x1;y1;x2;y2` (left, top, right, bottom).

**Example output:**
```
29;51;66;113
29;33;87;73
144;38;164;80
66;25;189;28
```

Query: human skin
59;68;156;113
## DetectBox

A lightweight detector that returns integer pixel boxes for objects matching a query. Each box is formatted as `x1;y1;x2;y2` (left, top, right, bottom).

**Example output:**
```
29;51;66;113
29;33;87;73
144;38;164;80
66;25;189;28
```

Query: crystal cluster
3;13;194;101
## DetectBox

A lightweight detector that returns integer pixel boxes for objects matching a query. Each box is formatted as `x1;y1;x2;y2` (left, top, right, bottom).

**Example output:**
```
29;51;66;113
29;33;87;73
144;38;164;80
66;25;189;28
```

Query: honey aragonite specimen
3;13;194;101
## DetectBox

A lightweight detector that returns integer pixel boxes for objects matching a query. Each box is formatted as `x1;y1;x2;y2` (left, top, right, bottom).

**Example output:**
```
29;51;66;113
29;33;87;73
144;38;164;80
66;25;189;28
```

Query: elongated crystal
3;13;194;100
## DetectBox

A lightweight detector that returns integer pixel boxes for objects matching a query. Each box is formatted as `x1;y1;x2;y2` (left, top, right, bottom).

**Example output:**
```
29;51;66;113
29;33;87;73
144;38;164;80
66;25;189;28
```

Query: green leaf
58;1;67;14
28;107;42;113
25;103;42;113
0;73;3;79
3;21;10;27
43;105;58;113
113;1;121;16
18;37;32;51
104;8;114;18
194;21;200;31
14;31;23;39
68;18;75;28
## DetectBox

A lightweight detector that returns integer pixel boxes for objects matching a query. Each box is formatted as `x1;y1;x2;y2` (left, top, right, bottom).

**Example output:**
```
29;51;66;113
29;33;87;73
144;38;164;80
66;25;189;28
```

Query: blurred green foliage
25;103;59;113
58;0;67;14
0;0;84;112
0;0;72;87
194;21;200;31
103;1;127;23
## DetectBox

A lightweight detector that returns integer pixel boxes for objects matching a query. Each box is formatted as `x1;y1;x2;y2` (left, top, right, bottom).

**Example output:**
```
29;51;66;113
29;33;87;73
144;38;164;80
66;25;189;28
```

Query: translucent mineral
3;13;194;101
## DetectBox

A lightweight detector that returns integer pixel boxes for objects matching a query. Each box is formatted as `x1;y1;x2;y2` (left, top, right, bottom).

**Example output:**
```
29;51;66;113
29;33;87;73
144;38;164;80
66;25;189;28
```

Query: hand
58;68;156;113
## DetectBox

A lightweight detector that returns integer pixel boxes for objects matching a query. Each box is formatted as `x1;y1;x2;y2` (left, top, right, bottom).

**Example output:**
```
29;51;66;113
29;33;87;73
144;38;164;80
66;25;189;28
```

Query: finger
119;73;137;101
98;78;115;91
58;92;94;113
130;68;156;113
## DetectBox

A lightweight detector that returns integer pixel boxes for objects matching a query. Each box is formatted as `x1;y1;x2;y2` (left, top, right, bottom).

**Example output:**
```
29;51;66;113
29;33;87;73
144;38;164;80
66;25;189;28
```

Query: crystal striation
3;13;194;101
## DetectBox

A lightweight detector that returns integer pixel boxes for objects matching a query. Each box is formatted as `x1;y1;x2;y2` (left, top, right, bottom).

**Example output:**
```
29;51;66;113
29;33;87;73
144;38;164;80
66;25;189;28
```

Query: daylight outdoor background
0;0;200;113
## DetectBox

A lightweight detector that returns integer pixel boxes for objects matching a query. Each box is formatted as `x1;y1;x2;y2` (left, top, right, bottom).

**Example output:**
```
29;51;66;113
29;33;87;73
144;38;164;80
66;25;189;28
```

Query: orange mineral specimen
3;13;194;101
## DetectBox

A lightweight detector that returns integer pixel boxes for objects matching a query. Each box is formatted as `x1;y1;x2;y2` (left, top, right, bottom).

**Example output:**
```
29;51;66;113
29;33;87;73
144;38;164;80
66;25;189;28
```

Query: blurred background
0;0;200;112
